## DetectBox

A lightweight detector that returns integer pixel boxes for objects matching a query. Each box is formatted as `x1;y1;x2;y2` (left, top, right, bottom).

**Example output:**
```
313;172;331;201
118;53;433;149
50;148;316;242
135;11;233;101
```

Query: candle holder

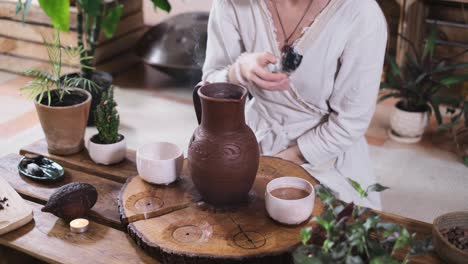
70;218;89;233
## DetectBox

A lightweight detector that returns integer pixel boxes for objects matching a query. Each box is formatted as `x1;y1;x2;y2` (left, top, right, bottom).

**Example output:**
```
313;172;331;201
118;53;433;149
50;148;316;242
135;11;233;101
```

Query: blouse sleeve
202;0;244;83
297;4;388;166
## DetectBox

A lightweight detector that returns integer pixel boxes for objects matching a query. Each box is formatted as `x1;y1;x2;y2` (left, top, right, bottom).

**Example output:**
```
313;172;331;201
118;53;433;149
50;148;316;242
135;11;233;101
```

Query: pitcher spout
193;82;248;132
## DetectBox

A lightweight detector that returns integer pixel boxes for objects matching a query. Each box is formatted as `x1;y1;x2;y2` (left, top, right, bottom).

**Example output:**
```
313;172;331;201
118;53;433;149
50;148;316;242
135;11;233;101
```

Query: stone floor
0;64;467;223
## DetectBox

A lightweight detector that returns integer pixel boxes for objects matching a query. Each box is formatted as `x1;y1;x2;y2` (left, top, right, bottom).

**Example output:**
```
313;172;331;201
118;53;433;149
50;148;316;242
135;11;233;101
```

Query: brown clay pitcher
188;82;260;206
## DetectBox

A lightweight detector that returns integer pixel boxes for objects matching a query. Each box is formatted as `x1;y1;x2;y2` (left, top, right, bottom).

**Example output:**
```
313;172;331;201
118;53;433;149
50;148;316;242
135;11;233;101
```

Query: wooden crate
0;0;144;75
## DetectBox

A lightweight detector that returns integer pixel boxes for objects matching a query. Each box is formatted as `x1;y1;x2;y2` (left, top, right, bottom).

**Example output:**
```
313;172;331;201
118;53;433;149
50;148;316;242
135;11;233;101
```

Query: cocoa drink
188;82;260;206
271;187;310;200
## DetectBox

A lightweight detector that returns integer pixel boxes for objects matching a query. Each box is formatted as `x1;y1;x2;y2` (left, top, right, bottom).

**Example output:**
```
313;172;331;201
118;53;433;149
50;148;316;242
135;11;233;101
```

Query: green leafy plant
16;0;172;79
380;26;468;125
20;31;97;106
95;86;121;144
293;179;432;264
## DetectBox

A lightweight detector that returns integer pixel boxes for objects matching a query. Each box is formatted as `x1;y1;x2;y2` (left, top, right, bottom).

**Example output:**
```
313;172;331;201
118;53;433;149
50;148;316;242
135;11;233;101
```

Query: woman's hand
275;145;306;165
229;52;290;91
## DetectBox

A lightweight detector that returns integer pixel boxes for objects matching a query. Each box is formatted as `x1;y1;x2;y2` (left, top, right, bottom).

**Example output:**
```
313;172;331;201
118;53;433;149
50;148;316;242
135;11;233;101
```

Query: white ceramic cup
136;142;184;185
265;177;315;225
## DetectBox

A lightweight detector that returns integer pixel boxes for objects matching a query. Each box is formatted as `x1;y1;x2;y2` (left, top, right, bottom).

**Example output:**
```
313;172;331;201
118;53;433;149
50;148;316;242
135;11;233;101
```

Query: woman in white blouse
202;0;388;209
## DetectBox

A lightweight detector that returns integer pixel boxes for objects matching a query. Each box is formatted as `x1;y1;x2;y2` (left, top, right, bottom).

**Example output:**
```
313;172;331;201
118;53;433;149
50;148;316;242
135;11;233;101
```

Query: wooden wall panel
377;0;401;55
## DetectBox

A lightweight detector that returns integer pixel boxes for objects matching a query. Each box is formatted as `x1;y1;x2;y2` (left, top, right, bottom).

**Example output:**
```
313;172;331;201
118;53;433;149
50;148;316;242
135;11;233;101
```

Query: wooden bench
0;139;443;263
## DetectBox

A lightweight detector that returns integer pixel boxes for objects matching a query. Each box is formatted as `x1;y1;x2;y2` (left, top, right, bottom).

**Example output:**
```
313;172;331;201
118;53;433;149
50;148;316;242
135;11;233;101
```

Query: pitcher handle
193;81;208;125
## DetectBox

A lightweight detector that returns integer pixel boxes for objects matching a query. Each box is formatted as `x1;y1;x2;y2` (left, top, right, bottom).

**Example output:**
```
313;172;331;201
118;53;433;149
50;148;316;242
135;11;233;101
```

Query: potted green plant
16;0;172;125
380;27;468;143
87;86;126;165
21;32;97;155
293;179;433;263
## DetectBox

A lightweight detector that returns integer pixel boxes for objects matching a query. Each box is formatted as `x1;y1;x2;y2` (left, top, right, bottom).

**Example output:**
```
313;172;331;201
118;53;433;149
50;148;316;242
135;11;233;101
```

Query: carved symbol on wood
125;192;164;213
172;225;203;243
233;231;266;249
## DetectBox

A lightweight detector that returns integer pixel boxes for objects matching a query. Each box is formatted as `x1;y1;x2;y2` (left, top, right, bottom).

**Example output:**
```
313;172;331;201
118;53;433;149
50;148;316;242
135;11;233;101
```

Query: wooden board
0;11;144;47
20;139;138;183
0;154;122;229
0;200;159;264
0;53;77;76
0;0;142;29
0;175;33;236
0;27;146;66
119;156;325;264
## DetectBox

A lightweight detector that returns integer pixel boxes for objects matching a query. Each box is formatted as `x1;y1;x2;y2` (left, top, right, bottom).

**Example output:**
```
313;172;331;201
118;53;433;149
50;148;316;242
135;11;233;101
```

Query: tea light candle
70;218;89;233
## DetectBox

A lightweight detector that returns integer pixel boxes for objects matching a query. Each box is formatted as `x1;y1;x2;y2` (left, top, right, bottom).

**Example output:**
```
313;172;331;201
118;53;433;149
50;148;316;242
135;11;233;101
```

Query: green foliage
95;87;120;144
102;4;123;38
16;0;172;78
293;179;432;264
380;26;468;127
39;0;70;31
151;0;172;12
20;31;97;106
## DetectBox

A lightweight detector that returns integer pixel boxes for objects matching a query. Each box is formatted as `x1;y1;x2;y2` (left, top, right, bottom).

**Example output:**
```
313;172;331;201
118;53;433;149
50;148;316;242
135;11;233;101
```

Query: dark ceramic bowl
433;211;468;264
18;157;65;182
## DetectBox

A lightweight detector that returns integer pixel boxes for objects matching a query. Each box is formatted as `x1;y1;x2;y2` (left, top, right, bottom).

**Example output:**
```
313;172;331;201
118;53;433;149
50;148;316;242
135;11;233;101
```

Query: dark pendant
281;45;303;74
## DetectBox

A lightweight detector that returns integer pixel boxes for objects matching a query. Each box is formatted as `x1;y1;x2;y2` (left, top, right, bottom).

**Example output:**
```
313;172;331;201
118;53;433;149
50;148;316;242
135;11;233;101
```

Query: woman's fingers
251;74;290;91
257;52;278;66
253;67;288;82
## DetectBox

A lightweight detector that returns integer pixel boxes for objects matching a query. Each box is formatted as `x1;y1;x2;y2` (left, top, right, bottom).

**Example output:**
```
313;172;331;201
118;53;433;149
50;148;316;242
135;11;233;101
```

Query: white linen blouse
202;0;388;209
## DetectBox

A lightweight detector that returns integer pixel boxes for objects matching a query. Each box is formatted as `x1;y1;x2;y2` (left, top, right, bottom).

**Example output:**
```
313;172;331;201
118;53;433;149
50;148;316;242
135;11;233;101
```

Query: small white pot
87;134;127;165
389;101;429;143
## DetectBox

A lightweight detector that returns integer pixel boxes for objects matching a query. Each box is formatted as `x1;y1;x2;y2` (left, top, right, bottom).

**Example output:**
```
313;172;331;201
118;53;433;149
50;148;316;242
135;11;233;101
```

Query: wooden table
0;139;443;263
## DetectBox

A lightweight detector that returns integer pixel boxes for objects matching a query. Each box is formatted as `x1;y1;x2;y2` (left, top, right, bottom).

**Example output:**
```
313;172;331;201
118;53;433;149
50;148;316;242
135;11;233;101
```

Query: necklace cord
272;0;314;48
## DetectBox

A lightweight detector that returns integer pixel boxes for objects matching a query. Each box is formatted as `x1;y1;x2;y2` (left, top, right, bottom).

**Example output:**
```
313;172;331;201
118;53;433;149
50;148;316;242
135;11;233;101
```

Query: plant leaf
301;227;313;245
151;0;171;12
363;215;381;231
346;178;367;198
429;99;443;125
386;55;402;79
423;26;437;60
369;255;400;264
393;228;413;251
432;62;468;74
16;0;22;14
345;255;364;264
313;216;330;232
410;236;433;256
439;74;468;87
78;0;101;17
20;0;32;22
102;4;123;38
366;184;389;193
378;92;400;103
38;0;70;31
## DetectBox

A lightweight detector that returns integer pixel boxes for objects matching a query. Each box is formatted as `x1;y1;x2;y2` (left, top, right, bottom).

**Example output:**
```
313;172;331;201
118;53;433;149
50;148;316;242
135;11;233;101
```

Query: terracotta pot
35;88;91;155
389;101;429;143
87;134;127;165
188;82;260;206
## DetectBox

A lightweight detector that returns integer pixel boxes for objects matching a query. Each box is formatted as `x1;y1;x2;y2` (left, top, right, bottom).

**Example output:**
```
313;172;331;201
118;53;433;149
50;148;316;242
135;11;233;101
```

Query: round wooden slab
118;156;324;264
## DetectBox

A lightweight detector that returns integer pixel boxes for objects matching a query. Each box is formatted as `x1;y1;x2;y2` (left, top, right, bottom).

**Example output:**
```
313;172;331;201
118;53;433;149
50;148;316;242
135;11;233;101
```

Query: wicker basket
433;211;468;264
